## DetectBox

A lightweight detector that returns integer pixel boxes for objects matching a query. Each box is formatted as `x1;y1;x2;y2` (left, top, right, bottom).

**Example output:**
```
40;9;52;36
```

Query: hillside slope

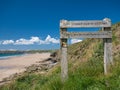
0;23;120;90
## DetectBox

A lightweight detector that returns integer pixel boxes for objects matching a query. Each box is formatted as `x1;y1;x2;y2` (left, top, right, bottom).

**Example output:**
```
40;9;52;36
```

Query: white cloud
0;35;60;45
45;35;59;44
71;39;82;44
14;38;34;45
30;37;40;43
14;36;41;45
2;40;14;45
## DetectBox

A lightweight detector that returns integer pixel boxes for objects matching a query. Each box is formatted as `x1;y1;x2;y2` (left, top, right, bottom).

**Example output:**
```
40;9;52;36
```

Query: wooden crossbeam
60;31;112;38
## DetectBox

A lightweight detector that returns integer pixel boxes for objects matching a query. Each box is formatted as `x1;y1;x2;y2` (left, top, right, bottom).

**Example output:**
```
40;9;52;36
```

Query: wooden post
60;28;68;82
103;27;112;75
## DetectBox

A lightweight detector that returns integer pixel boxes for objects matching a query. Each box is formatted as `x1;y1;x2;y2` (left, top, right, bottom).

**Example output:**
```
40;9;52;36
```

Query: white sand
0;53;50;81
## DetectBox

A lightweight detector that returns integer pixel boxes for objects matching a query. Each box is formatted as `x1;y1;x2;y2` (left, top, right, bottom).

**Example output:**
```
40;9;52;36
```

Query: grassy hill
0;23;120;90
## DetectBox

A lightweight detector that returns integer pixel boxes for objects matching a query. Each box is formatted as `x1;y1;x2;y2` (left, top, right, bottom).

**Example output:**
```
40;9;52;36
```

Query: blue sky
0;0;120;50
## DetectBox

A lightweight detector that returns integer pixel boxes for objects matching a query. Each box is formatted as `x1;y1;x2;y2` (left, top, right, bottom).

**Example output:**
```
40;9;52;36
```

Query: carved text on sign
61;31;112;38
60;19;111;28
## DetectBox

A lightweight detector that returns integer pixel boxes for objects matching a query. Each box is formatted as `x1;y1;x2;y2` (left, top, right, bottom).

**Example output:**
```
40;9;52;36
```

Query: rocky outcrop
25;60;57;73
25;51;60;73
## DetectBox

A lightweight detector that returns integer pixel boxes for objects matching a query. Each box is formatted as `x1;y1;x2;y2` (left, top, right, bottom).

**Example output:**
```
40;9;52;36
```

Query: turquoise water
0;53;24;60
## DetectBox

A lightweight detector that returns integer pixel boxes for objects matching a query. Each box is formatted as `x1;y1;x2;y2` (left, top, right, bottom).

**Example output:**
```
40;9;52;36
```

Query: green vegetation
0;23;120;90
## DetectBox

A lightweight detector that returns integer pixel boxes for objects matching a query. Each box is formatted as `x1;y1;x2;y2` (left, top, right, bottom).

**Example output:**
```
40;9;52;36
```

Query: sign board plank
60;20;111;28
61;31;112;38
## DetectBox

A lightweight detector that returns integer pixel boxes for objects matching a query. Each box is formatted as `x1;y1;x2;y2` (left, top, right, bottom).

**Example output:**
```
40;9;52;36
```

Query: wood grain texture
103;27;112;75
61;31;112;38
60;28;68;82
60;20;111;28
61;47;68;81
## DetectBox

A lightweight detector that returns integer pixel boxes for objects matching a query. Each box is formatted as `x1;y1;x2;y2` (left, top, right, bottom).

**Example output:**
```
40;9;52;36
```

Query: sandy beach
0;53;50;81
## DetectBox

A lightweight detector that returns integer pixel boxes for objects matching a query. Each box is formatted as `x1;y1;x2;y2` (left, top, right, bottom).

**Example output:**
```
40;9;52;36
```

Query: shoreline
0;53;50;82
0;54;26;60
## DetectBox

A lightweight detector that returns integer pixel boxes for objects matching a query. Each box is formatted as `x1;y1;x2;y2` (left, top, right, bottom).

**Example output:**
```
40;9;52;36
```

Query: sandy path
0;53;50;81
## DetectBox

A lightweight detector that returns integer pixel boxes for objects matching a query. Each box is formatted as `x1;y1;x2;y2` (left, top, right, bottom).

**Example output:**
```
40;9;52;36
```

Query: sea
0;53;24;60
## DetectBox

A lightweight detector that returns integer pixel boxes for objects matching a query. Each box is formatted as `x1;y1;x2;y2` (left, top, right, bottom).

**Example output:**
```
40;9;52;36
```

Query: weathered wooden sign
60;31;112;38
60;19;111;28
60;18;112;82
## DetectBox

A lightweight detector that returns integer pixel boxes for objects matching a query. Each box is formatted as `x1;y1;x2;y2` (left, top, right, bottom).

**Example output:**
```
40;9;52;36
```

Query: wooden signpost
60;18;112;81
